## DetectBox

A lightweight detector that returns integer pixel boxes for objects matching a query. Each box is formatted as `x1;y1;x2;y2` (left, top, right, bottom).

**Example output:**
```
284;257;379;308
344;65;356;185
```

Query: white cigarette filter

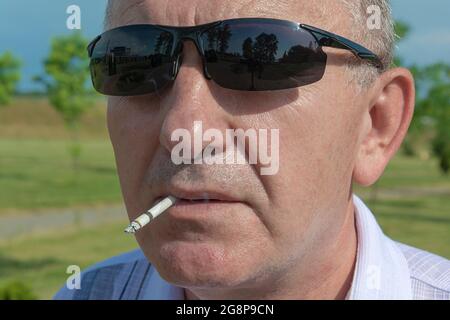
124;195;178;234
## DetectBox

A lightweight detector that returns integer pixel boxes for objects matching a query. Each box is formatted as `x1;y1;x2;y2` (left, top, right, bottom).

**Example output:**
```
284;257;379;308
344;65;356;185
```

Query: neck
184;199;358;300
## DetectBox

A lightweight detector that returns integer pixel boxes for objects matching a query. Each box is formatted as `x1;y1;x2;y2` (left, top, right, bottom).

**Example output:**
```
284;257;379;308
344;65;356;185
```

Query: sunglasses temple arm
300;24;383;69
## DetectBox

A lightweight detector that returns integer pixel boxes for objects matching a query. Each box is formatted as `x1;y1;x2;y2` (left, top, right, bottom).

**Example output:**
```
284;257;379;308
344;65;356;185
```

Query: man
55;0;449;299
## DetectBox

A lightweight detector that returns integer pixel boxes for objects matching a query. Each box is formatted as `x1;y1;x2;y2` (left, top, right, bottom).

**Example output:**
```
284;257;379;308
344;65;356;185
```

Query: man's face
107;0;367;290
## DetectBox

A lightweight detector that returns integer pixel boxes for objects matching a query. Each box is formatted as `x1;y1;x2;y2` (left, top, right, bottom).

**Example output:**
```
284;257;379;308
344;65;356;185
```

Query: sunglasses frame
87;17;383;93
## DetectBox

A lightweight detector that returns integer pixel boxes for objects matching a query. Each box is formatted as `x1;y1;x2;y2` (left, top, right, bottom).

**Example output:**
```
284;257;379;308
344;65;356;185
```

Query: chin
147;240;251;288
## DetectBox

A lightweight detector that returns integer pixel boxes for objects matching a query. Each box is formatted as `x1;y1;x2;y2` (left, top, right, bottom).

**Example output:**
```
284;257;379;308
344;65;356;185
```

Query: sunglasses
87;18;382;96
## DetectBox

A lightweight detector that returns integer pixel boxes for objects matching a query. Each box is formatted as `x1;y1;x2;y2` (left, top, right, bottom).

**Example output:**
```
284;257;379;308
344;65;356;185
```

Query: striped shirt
54;194;450;300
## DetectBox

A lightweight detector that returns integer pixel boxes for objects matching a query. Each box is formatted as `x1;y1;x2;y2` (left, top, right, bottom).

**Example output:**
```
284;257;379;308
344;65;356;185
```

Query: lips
155;187;240;204
177;198;227;203
167;198;244;221
149;186;245;220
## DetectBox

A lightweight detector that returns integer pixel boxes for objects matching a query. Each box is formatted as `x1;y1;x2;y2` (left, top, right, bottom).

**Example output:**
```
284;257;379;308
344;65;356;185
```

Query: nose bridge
171;28;212;85
158;31;227;159
170;21;221;77
173;25;203;54
179;27;200;41
178;37;202;57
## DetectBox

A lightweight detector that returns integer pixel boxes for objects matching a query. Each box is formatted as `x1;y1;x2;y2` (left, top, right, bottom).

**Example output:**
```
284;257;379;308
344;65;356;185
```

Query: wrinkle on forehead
107;0;352;36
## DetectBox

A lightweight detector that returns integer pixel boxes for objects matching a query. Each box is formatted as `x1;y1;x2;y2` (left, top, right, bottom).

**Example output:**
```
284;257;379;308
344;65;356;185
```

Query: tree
416;63;450;174
394;20;450;175
0;51;21;106
35;32;94;171
217;24;232;53
253;33;279;65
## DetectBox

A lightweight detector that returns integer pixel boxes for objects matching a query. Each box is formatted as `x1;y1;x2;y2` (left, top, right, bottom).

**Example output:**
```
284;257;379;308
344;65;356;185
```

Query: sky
1;0;449;92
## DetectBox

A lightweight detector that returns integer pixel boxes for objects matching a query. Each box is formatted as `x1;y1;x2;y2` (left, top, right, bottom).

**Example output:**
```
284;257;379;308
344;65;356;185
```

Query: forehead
107;0;352;34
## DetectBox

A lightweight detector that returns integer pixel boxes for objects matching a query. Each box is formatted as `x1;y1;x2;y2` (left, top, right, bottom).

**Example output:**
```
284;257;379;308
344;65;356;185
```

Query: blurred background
0;0;449;299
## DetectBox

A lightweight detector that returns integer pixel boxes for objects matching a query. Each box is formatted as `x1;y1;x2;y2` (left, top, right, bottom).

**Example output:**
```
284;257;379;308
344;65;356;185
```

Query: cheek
255;94;358;237
107;98;159;147
106;99;161;204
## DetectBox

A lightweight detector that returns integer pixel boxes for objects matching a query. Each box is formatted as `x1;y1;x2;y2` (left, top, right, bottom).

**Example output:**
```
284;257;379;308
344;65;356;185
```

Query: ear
352;67;415;186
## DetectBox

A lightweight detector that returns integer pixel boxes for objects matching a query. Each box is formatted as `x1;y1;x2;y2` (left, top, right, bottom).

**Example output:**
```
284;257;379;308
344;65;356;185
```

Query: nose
159;40;229;162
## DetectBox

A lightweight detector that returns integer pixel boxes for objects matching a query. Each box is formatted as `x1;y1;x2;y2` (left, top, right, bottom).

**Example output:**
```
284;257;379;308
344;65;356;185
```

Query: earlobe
352;68;415;186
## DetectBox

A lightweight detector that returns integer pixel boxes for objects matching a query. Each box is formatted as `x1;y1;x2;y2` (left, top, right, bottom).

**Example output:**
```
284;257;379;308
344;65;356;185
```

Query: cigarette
124;195;178;234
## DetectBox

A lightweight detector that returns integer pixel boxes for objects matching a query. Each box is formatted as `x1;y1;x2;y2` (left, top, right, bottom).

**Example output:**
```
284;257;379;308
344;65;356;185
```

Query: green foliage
0;281;37;300
35;32;94;170
0;51;21;106
394;21;410;40
394;21;450;174
433;129;450;174
414;63;450;174
35;32;93;126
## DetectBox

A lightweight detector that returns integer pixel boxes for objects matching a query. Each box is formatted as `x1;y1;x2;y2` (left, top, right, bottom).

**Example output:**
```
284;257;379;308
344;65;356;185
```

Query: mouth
177;198;228;203
153;189;245;219
156;188;240;203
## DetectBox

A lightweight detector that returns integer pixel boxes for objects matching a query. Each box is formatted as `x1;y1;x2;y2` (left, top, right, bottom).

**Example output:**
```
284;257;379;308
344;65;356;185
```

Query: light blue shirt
54;194;450;300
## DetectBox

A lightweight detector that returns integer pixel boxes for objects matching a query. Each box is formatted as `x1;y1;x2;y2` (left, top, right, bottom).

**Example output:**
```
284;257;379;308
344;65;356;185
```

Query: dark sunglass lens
89;25;175;96
201;20;327;91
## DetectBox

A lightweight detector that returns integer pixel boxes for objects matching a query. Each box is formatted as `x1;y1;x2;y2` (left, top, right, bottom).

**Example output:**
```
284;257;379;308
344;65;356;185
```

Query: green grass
354;155;450;259
0;138;122;211
0;97;121;211
0;97;108;139
0;222;138;299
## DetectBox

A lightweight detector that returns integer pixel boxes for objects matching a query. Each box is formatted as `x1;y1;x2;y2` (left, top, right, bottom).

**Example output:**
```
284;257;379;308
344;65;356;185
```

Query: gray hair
104;0;395;88
341;0;395;88
104;1;114;30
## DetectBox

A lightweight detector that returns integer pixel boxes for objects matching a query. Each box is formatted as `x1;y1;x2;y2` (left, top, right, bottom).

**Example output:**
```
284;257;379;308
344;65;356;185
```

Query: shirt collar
142;194;412;300
347;194;412;299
